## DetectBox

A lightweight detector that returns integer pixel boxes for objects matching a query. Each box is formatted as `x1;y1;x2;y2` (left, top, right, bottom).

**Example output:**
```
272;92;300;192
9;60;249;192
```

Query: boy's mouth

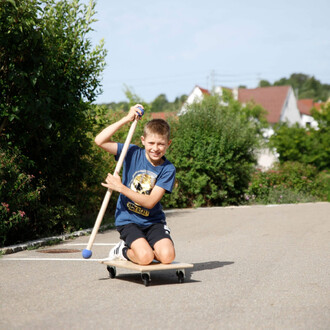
150;152;160;158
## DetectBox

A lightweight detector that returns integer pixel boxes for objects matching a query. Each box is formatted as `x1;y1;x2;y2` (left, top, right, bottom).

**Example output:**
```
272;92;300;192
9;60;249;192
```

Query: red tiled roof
150;112;177;120
238;86;290;124
198;86;210;95
297;99;323;115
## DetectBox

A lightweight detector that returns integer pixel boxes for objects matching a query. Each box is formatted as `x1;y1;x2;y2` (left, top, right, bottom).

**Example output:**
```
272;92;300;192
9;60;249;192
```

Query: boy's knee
136;249;154;265
156;247;175;264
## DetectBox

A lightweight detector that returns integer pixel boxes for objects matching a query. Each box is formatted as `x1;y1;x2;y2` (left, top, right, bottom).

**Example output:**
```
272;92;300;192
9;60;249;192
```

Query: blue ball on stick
137;106;144;117
82;249;92;259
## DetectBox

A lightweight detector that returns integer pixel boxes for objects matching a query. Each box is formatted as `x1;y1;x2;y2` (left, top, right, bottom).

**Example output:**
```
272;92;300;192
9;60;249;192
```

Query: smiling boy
95;104;176;265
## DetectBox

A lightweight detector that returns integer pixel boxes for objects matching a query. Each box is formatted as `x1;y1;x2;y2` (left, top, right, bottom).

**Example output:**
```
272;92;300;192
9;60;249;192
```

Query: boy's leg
147;223;175;264
153;238;175;264
116;223;175;265
117;223;154;265
127;238;154;265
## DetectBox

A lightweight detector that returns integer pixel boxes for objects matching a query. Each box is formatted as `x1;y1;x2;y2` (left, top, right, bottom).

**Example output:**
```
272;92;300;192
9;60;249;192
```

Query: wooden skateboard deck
100;259;193;286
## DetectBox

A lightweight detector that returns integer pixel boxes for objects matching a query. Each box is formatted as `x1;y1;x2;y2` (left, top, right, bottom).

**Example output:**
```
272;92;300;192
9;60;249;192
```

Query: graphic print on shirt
127;170;157;216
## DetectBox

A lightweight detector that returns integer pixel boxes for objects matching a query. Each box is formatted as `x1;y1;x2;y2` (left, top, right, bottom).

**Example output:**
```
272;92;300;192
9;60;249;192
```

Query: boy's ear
167;139;172;147
141;136;145;145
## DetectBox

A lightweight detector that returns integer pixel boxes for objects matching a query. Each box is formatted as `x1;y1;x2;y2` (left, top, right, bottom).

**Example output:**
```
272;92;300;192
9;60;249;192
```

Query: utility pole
210;69;216;91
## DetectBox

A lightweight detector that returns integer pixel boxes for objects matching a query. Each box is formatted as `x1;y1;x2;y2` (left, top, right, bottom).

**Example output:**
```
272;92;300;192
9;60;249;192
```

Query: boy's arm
94;104;144;154
102;172;166;209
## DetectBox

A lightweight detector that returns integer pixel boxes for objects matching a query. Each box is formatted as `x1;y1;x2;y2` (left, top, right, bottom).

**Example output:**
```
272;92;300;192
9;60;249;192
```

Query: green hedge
163;94;262;207
246;162;329;204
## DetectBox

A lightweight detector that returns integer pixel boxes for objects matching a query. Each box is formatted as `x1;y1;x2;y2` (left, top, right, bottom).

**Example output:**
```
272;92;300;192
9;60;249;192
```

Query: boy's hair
143;119;171;141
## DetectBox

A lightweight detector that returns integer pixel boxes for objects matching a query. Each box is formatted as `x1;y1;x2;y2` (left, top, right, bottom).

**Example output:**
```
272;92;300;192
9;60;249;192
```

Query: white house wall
280;88;302;125
301;114;318;129
179;86;204;115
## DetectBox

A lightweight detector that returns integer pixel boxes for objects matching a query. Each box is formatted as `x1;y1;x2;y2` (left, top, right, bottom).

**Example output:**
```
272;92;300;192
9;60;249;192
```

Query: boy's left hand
101;172;123;192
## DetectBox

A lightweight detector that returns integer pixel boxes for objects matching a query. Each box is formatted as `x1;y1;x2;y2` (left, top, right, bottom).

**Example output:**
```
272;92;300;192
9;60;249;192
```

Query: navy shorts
116;223;173;248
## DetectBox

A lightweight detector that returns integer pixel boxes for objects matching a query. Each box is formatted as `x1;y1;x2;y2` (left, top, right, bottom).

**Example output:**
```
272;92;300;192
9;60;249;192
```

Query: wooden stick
83;119;139;258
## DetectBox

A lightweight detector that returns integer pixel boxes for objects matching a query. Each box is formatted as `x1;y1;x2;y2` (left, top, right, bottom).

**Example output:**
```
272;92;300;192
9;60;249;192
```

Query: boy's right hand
127;104;144;122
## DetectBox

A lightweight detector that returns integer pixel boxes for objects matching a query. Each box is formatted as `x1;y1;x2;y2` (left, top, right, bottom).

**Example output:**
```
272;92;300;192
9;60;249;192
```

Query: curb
0;228;93;255
0;222;116;255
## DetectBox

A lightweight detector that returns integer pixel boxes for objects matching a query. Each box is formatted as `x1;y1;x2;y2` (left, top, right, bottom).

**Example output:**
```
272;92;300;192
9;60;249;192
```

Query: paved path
1;203;329;329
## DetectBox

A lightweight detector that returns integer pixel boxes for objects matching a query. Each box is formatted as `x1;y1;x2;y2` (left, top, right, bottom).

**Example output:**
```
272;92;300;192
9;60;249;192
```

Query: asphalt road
1;203;329;329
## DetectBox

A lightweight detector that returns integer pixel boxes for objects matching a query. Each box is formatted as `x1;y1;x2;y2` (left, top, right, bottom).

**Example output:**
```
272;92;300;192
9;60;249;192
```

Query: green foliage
258;80;271;87
273;73;330;101
163;94;262;207
100;87;187;114
0;146;45;246
269;123;311;163
270;103;330;171
309;103;330;170
150;94;168;112
246;162;329;204
0;0;107;246
150;94;187;113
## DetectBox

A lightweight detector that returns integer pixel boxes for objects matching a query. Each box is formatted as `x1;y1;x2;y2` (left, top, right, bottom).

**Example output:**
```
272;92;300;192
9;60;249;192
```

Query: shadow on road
98;261;234;287
191;261;234;272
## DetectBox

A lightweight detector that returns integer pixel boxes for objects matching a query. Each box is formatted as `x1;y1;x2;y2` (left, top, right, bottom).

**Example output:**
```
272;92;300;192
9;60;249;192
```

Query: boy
95;104;176;265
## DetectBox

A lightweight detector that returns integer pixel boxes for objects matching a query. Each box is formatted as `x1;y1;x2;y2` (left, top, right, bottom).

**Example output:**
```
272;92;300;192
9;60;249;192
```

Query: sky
82;0;330;104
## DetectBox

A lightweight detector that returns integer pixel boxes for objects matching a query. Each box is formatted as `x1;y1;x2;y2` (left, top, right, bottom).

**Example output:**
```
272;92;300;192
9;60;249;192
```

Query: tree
163;94;263;207
270;103;330;171
258;80;271;87
0;0;107;245
273;73;330;101
151;94;169;112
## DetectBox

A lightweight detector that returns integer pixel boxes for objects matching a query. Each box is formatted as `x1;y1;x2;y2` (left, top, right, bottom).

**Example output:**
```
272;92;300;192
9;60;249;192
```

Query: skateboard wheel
176;270;185;283
141;273;150;287
107;266;116;279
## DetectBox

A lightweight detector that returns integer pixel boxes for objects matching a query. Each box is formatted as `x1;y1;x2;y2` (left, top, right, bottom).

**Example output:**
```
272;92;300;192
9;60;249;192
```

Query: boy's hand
126;104;144;122
101;172;123;192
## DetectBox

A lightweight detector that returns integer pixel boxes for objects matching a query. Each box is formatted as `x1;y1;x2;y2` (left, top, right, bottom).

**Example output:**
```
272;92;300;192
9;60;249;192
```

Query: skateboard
100;259;193;286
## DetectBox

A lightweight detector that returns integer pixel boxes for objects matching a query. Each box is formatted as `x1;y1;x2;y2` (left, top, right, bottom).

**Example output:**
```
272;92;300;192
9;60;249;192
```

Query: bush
246;162;329;204
270;103;330;171
163;94;262;207
0;0;106;246
0;147;45;246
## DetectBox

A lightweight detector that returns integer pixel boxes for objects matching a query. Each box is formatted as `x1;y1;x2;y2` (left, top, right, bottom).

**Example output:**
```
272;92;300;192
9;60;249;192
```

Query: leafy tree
258;80;271;87
0;0;107;244
269;123;311;163
163;93;263;207
150;94;168;112
308;103;330;170
270;103;330;171
273;73;330;101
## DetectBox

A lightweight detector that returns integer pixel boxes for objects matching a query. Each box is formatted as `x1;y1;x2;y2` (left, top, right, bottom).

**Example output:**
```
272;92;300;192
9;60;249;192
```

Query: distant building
179;85;304;170
175;85;327;170
178;86;210;115
297;99;323;129
237;85;301;137
180;85;302;133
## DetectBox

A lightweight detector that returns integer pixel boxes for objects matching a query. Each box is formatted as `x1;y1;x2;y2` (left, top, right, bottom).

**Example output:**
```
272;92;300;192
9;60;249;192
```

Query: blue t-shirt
114;143;176;227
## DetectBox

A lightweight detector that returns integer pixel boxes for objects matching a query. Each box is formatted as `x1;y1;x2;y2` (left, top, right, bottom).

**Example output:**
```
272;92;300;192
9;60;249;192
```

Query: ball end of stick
137;106;144;117
82;249;92;259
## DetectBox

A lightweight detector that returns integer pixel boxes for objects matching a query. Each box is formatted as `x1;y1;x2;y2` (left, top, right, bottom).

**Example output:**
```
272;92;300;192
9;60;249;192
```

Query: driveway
1;203;329;329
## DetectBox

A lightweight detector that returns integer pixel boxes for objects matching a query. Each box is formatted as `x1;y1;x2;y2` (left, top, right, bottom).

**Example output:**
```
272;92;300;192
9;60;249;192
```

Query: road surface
1;203;329;329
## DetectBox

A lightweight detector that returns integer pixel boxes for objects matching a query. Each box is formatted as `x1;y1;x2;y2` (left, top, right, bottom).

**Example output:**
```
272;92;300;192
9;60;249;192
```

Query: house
180;85;304;170
297;99;323;128
180;85;302;136
178;85;232;115
178;85;210;115
237;85;302;137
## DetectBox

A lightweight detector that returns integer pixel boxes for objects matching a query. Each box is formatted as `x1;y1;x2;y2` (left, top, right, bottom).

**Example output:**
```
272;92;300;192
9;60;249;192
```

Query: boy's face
141;133;171;166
